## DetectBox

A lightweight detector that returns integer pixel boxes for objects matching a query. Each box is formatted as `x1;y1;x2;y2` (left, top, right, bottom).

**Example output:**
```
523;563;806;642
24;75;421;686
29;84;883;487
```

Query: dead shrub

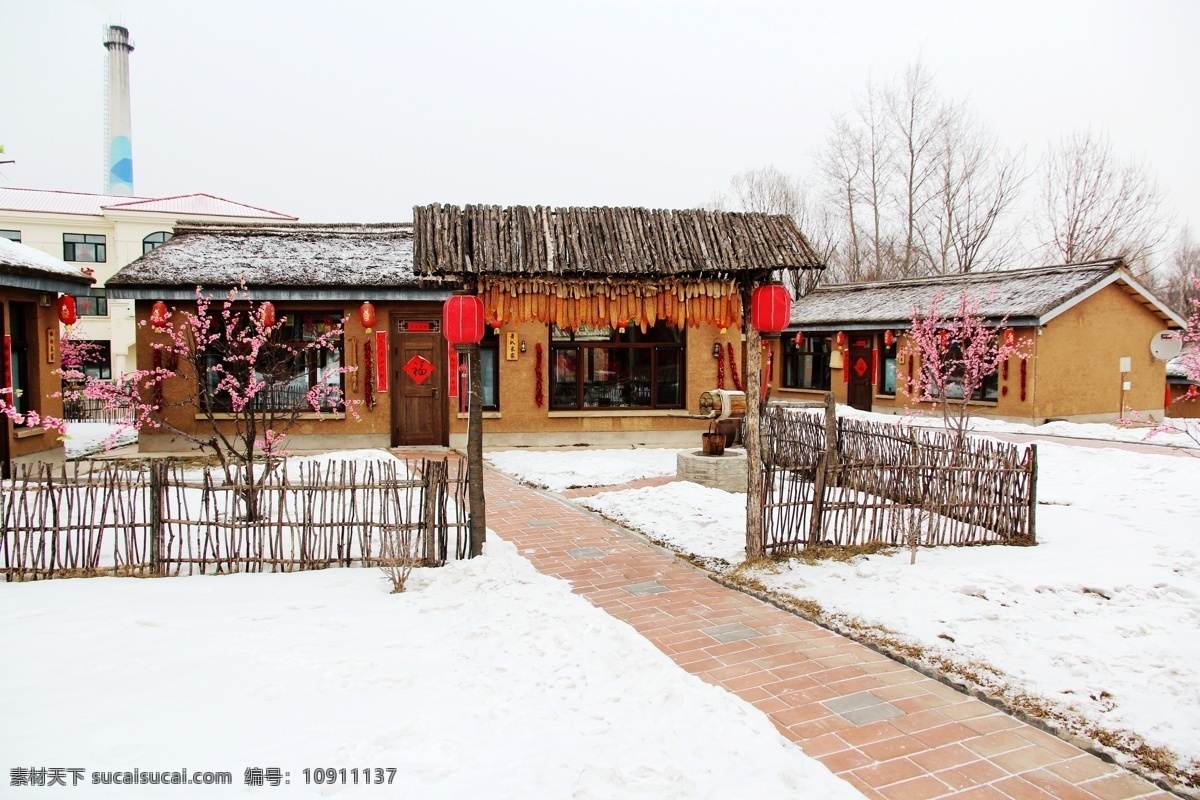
378;530;420;594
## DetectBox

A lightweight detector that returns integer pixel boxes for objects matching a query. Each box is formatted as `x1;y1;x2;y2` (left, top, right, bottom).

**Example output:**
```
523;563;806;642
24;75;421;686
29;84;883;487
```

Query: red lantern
260;301;276;329
442;295;486;345
1003;328;1016;348
57;295;77;327
792;331;805;346
938;329;950;348
884;329;895;347
835;330;846;347
359;301;377;332
150;300;169;329
750;283;791;335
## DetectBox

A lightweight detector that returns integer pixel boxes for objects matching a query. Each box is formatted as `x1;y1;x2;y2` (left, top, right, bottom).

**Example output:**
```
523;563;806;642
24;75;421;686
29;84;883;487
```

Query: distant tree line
709;61;1197;314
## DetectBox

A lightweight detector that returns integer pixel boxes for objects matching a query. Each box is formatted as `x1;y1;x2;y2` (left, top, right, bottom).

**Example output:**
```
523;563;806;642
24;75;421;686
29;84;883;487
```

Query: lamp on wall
520;340;527;353
712;341;721;359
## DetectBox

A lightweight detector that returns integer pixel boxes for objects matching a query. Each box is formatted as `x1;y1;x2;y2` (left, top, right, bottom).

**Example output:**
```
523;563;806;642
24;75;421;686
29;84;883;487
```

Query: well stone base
676;448;747;493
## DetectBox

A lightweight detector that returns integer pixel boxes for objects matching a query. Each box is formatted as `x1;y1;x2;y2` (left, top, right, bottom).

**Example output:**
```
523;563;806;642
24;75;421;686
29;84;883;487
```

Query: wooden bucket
701;432;726;456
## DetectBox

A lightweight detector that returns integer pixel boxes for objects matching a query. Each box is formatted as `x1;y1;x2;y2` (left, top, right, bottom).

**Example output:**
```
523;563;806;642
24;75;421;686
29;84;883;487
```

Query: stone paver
484;468;1171;800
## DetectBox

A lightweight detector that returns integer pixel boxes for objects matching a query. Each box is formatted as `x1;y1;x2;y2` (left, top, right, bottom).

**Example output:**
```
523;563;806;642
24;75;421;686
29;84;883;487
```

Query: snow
0;236;93;281
485;447;682;491
63;422;138;459
0;538;860;800
828;404;1200;450
557;441;1200;773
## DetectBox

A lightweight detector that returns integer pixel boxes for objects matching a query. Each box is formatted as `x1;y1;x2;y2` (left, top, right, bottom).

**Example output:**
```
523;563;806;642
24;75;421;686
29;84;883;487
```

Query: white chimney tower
103;24;135;195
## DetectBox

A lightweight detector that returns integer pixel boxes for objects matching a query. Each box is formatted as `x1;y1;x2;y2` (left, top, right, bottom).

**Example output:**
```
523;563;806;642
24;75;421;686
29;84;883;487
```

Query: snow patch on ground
828;404;1199;450
486;448;681;491
0;538;860;799
581;482;747;568
63;422;137;459
558;442;1200;770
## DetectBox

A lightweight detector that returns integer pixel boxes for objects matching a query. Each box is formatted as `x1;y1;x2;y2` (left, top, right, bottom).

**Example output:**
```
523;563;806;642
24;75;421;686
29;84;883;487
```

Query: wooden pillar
743;287;764;561
464;342;486;558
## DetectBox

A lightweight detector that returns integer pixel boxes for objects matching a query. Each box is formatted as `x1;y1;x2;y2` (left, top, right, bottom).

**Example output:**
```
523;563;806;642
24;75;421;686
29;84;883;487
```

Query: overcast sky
3;0;1197;241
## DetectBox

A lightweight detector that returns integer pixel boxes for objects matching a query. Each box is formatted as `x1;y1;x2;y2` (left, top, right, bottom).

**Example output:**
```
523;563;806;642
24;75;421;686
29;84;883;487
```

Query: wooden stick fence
1;458;469;581
761;406;1037;553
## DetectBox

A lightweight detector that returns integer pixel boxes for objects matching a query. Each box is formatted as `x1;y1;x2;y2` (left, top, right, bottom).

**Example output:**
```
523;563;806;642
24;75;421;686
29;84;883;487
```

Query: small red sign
853;358;868;377
447;346;459;398
376;331;388;393
403;354;434;385
407;321;431;332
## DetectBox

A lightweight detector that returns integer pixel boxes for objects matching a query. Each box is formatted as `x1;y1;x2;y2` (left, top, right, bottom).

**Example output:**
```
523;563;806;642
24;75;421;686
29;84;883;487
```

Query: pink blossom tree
54;286;357;518
902;291;1030;448
1166;278;1200;448
0;328;102;437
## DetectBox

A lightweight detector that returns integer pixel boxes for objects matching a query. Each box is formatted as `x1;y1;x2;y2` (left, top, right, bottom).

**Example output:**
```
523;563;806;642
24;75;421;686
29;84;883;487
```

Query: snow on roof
107;223;433;289
790;260;1129;328
0;187;294;220
0;237;94;286
1168;349;1196;382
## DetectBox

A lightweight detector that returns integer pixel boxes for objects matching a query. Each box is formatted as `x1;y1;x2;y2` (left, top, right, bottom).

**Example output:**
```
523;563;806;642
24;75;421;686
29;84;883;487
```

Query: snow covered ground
0;538;860;799
485;447;681;491
830;404;1200;450
62;422;137;459
510;437;1200;777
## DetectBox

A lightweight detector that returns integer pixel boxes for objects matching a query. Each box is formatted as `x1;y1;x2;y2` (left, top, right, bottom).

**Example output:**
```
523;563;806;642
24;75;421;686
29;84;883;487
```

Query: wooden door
847;337;873;412
390;317;446;447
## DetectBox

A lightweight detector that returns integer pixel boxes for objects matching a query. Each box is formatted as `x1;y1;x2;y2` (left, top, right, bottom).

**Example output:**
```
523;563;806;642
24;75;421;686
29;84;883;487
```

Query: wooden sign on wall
505;331;519;361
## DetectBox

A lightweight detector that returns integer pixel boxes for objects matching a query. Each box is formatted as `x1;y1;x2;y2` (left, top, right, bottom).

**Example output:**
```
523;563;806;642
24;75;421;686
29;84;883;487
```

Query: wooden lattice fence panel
1;458;469;581
761;407;1037;553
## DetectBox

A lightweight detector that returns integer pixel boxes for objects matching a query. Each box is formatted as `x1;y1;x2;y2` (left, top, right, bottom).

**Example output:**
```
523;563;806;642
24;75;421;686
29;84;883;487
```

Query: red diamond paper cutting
853;358;868;377
403;354;434;384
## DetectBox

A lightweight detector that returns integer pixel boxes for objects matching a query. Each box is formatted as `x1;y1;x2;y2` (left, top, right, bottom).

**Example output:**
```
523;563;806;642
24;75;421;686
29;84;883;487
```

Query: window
457;337;500;412
879;337;898;396
782;334;832;391
937;343;1000;402
80;341;113;381
0;230;20;243
74;290;108;317
549;323;684;410
63;233;106;263
143;231;173;254
8;303;34;416
202;311;345;412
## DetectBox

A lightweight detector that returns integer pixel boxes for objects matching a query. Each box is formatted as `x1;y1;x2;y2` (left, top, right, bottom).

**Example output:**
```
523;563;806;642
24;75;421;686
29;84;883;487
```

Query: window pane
64;234;84;243
551;348;578;408
655;348;683;406
784;336;831;390
583;347;652;408
479;348;498;409
0;230;20;243
882;359;897;394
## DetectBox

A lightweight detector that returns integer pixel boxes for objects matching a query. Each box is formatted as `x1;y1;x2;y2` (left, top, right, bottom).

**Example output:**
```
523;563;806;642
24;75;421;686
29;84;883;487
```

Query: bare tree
813;60;1023;283
1156;227;1200;315
712;166;835;297
922;109;1026;274
887;61;947;277
1038;130;1173;273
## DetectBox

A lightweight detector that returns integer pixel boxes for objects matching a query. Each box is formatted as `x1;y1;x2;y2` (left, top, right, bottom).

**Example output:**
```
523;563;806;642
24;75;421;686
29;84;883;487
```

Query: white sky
2;0;1198;237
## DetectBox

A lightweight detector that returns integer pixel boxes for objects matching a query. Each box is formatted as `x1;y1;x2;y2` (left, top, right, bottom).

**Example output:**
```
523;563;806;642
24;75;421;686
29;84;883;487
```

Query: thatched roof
0;237;94;293
789;259;1187;331
107;223;452;301
413;204;824;280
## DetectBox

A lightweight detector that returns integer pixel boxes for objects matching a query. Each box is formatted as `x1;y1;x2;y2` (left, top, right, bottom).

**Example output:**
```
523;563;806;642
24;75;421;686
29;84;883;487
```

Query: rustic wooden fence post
422;459;444;565
148;461;165;576
1026;444;1038;544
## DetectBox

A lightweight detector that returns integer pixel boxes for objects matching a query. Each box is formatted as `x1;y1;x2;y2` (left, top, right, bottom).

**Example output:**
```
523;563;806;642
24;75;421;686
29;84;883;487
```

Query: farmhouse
1167;351;1198;419
774;260;1187;424
106;207;821;452
0;237;94;476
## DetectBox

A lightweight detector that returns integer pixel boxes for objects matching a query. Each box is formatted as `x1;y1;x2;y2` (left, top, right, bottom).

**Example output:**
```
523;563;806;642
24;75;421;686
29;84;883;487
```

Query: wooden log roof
413;204;825;280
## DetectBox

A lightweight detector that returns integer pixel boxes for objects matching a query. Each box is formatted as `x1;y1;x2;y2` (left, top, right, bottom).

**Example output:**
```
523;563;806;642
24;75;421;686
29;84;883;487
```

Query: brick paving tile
482;469;1165;800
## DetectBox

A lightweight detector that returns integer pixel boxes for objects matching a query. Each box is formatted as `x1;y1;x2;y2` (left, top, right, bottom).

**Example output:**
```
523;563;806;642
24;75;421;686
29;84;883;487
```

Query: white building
0;187;296;377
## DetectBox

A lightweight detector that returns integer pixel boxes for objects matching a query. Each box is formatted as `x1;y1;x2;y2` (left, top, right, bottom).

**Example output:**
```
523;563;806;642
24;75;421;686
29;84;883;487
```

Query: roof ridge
0;186;153;200
816;260;1124;292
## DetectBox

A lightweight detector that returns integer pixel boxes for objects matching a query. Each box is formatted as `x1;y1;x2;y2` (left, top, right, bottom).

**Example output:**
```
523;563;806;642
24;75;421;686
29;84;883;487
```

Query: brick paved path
484;468;1172;800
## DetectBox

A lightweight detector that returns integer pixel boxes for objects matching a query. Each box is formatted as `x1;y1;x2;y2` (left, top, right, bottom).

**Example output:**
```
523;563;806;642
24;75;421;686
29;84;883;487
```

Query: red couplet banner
447;346;459;398
376;331;388;393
